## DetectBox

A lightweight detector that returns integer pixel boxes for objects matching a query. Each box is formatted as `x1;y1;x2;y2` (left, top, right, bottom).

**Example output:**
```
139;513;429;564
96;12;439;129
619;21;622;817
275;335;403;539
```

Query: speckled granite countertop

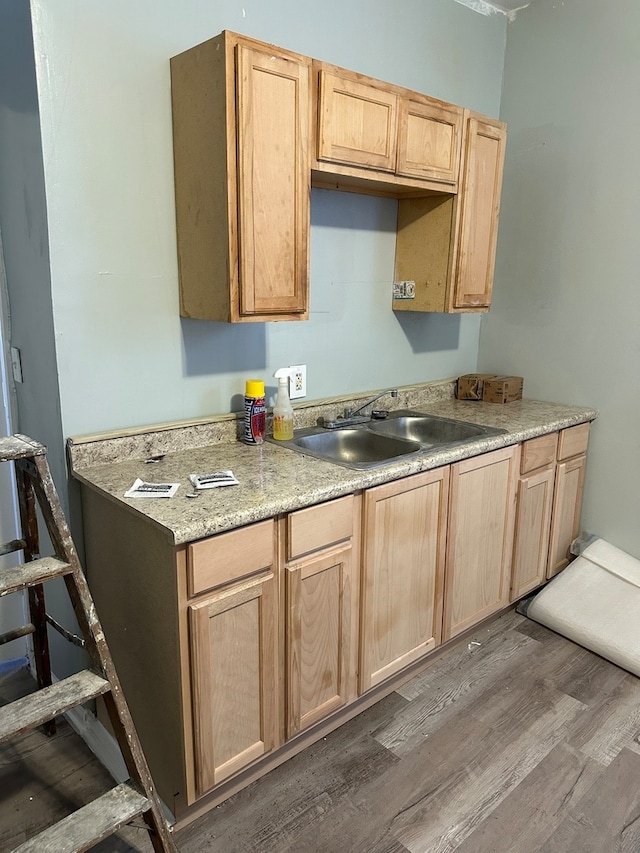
68;386;597;546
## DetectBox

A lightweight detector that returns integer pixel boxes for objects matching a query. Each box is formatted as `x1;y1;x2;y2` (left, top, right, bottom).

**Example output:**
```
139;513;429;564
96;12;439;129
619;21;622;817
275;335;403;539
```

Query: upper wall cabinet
170;32;506;321
171;31;311;322
313;63;463;193
393;111;506;313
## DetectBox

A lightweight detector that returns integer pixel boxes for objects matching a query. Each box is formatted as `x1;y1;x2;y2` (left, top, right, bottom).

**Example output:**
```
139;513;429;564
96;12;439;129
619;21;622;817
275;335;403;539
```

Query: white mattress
522;538;640;677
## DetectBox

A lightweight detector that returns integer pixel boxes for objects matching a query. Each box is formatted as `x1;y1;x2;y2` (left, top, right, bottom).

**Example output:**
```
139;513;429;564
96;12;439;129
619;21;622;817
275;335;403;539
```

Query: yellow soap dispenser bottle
272;368;294;441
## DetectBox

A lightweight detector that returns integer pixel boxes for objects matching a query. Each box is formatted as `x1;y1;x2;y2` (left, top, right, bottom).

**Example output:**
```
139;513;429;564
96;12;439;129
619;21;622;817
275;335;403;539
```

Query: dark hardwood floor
3;609;640;852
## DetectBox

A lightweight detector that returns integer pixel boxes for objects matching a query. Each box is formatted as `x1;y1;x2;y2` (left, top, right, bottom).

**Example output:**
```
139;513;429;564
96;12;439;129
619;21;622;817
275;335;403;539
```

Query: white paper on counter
125;478;180;498
189;471;239;489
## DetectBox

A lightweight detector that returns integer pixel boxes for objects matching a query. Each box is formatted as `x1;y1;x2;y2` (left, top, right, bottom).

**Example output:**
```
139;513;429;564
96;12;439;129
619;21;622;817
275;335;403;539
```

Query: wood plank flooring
2;609;640;852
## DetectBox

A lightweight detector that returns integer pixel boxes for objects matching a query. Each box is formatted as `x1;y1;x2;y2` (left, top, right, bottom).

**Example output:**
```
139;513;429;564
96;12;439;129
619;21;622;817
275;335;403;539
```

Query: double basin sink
270;409;507;470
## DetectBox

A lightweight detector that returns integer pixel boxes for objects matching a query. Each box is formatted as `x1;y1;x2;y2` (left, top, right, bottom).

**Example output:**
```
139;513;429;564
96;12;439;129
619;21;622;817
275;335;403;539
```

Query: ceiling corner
452;0;536;21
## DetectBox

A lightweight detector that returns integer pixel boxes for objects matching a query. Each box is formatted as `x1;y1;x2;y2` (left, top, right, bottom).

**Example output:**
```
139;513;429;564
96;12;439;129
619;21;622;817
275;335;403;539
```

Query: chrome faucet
344;388;398;419
319;389;398;429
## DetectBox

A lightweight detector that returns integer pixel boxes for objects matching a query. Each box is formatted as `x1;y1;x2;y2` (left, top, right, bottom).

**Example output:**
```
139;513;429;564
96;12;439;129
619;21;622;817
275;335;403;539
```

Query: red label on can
244;395;266;444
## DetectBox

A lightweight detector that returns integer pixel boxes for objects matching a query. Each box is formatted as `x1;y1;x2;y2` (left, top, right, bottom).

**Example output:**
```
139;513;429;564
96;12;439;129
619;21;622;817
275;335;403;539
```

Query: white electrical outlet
289;364;307;399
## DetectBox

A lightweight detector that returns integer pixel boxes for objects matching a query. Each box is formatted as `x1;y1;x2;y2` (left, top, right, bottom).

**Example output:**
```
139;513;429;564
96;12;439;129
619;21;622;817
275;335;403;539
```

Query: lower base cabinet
547;424;589;577
443;445;519;641
185;519;279;797
286;544;355;736
360;468;449;692
80;423;591;821
510;433;558;601
511;424;589;597
189;571;278;794
284;495;359;738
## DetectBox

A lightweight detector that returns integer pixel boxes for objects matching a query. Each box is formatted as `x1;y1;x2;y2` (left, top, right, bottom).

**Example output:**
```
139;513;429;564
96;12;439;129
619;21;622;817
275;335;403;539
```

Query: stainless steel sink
366;410;504;447
273;427;421;469
268;409;506;470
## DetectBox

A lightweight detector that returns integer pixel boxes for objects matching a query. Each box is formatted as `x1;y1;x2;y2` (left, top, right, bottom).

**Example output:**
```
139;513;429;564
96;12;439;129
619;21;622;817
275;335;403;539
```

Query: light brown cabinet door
188;572;278;796
510;465;555;601
317;71;398;171
360;468;448;692
547;454;587;578
444;445;518;640
286;542;356;737
453;114;506;309
171;32;310;322
236;44;311;318
397;97;462;184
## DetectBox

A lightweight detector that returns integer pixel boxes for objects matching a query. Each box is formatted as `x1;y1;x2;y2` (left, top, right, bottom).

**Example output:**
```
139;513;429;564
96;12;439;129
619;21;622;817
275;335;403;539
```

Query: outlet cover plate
289;364;307;399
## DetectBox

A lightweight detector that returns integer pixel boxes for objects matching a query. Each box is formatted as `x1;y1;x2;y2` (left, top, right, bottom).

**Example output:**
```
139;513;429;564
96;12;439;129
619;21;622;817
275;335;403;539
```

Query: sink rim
267;410;507;470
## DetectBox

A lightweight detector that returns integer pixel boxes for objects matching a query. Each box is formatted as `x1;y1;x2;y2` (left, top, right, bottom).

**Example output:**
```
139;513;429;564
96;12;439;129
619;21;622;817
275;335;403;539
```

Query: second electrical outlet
289;364;307;399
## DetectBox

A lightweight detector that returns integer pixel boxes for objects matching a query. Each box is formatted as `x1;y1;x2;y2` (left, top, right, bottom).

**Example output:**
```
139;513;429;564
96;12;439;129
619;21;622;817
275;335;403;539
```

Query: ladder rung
0;623;35;645
0;670;110;743
0;538;26;557
0;434;46;462
0;556;73;596
10;781;150;853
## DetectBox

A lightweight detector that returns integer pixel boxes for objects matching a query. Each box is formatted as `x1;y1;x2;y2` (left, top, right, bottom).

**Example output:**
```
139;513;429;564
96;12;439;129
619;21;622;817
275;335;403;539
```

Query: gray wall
479;0;640;559
0;0;83;676
25;0;506;439
0;0;506;678
4;1;637;678
0;0;61;463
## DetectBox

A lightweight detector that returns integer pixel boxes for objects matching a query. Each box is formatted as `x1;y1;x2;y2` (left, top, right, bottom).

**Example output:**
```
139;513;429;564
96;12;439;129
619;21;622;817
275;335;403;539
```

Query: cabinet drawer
287;495;354;560
520;433;558;474
187;519;274;597
557;423;590;461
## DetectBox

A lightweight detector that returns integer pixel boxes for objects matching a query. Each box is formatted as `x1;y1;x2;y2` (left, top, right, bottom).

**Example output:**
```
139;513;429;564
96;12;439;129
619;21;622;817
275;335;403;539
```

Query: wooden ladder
0;434;177;853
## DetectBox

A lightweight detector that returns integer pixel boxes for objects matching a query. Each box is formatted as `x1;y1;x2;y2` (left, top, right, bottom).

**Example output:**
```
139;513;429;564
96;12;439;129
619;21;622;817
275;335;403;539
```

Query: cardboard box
456;374;497;400
482;375;524;404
